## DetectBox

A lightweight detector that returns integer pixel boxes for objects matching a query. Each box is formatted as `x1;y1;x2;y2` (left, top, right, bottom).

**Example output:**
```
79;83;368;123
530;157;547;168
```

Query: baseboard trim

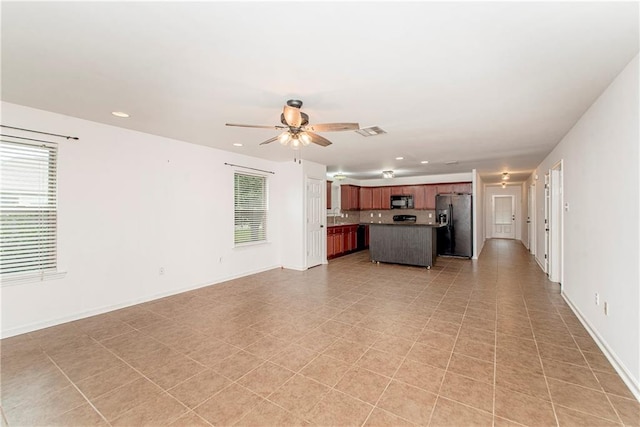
1;264;280;339
562;292;640;402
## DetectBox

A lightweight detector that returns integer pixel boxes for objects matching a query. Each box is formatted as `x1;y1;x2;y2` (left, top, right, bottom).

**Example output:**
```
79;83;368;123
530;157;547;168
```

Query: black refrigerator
436;194;473;258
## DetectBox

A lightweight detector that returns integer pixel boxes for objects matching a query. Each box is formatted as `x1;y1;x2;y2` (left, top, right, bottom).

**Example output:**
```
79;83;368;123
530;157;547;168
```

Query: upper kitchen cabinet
452;182;472;194
436;182;472;194
423;185;438;209
377;187;391;210
341;184;360;210
359;187;373;210
326;181;332;209
406;185;426;209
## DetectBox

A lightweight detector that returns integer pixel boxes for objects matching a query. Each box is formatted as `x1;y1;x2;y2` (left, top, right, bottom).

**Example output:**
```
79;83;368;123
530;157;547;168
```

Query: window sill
1;270;67;287
234;240;271;249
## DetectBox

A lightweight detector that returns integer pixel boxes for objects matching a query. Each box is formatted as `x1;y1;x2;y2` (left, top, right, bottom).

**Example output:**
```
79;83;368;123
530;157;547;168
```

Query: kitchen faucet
333;207;340;225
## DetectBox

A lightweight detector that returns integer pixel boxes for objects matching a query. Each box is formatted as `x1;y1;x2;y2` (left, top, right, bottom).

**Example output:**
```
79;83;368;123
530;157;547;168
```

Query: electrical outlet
159;267;165;275
378;213;382;218
370;213;373;217
345;213;348;218
595;293;599;305
428;213;433;218
604;302;609;316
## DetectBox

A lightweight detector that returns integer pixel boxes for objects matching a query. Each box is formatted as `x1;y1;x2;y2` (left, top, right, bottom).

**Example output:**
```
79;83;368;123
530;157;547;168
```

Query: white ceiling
2;2;638;183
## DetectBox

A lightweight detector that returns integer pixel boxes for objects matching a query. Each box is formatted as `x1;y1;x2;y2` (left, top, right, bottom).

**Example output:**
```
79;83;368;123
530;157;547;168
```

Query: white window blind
234;172;267;245
0;139;58;277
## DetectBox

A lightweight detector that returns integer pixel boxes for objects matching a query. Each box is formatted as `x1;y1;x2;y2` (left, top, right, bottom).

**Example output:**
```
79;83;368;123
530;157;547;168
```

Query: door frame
544;173;550;274
491;194;515;239
528;183;536;254
548;161;563;285
305;177;324;269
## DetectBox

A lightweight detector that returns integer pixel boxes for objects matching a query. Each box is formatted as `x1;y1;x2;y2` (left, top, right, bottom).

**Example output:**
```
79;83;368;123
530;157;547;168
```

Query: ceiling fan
226;99;359;149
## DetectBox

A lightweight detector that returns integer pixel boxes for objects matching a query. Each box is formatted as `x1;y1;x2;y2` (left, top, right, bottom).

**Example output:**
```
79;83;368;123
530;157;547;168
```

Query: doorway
544;174;550;274
528;184;536;254
491;195;515;239
306;177;324;268
548;161;563;284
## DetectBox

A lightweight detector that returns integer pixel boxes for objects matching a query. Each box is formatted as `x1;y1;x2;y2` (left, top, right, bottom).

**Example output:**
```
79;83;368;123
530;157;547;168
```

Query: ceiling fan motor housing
286;99;303;109
281;112;309;127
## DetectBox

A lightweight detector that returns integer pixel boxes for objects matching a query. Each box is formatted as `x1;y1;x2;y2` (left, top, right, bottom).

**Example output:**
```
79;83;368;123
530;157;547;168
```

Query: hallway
1;239;638;426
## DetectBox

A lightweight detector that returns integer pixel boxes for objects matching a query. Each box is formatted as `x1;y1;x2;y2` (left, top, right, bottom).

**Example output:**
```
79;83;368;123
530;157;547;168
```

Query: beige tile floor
1;239;639;426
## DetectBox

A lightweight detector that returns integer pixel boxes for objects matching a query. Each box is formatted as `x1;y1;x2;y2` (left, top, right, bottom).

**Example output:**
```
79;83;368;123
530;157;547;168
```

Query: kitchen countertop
369;222;445;227
328;222;445;227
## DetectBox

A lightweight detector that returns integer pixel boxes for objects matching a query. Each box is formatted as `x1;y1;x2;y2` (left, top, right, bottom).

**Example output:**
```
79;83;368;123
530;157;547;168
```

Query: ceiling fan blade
226;123;285;130
283;105;302;127
306;123;360;132
259;135;279;145
306;131;333;147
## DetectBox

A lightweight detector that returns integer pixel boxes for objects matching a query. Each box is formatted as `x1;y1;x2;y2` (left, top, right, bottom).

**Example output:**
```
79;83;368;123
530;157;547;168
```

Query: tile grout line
42;353;113;426
521;274;561;427
86;336;192;425
357;264;454;426
555;304;627;425
424;263;475;427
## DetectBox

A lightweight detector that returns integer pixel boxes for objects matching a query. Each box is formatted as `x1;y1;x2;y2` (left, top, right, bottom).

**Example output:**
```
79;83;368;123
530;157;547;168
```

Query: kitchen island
369;223;444;268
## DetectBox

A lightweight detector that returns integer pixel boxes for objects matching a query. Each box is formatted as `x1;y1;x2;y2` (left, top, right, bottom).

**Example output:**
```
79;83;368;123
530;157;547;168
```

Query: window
234;172;267;245
0;139;58;278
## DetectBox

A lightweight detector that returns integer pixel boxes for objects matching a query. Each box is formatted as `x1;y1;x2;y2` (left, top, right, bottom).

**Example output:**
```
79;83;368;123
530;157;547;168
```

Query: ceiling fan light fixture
278;132;291;145
290;136;301;149
300;132;311;146
382;170;395;179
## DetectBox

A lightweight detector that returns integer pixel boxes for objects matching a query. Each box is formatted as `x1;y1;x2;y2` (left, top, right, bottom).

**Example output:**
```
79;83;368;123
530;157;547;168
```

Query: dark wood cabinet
338;182;470;212
437;184;453;194
359;187;373;210
437;182;472;195
341;185;361;210
370;187;391;210
326;181;332;209
452;182;472;194
424;184;438;209
406;185;425;209
327;224;360;259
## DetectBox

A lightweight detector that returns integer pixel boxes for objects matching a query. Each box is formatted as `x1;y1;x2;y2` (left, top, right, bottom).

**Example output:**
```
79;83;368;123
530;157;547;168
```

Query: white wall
472;170;485;258
277;159;326;271
484;184;523;242
533;55;639;398
0;102;294;337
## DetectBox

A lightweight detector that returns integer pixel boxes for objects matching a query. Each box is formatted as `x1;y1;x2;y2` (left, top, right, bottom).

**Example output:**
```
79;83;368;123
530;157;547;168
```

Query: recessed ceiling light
395;157;404;160
111;111;130;118
421;160;429;164
233;143;243;147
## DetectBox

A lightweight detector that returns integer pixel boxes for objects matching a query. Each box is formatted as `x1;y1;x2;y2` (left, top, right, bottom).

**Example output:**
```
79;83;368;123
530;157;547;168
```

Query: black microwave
390;195;414;209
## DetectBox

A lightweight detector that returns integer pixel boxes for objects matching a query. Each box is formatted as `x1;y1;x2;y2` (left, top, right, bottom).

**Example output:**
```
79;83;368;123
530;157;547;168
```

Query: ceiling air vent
356;126;387;137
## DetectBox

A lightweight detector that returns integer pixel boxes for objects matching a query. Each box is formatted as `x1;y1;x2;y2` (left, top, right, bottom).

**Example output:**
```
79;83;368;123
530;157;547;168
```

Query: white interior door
306;178;324;268
549;163;563;284
544;174;550;274
528;184;536;254
492;195;515;238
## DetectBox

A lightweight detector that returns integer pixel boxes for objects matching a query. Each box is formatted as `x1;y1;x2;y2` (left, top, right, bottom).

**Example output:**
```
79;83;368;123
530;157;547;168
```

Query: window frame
0;138;64;285
233;171;269;247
